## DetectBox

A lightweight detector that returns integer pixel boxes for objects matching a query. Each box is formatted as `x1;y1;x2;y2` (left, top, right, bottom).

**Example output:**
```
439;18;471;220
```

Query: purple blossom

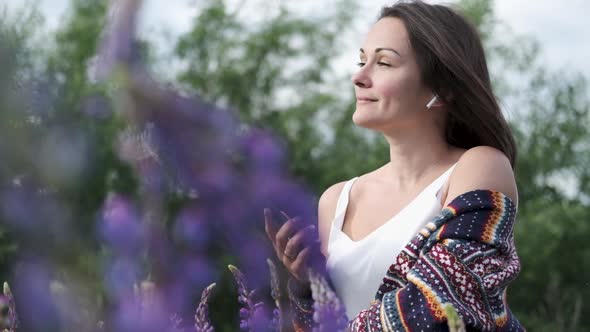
266;259;282;331
11;260;61;331
168;313;184;332
99;192;146;255
309;271;349;332
110;291;169;332
194;283;216;332
93;0;142;82
104;257;141;300
228;265;274;332
173;206;210;252
1;282;18;332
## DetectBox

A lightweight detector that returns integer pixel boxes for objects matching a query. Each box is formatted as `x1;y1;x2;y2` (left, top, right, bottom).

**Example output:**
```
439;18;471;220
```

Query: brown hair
379;1;517;167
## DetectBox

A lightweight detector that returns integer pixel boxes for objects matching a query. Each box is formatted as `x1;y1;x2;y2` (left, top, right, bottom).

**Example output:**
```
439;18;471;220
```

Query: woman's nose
351;68;371;88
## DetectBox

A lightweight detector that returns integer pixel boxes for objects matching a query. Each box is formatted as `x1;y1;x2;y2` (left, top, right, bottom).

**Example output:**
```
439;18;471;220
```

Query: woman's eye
356;61;391;67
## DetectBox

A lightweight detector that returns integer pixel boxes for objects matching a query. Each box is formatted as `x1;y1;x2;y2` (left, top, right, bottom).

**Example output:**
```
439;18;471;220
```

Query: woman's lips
356;98;378;104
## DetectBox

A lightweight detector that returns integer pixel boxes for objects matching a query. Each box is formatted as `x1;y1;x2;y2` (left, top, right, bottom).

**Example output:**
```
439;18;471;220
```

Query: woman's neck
380;126;454;189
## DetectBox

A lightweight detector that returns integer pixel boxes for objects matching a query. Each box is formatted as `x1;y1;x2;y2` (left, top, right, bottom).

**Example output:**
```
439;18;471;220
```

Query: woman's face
351;17;434;132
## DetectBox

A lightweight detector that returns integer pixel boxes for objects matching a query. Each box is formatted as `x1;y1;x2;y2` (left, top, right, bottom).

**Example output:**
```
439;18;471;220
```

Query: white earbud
426;95;439;109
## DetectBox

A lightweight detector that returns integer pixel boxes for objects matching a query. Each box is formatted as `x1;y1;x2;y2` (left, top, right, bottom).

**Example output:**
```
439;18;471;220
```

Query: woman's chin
352;111;383;130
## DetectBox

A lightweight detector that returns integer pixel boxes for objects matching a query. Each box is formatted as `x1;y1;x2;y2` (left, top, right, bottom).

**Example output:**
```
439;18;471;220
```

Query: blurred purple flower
173;207;210;251
180;255;217;292
104;257;141;300
11;260;61;331
168;313;184;332
110;289;169;332
234;238;274;291
99;192;145;255
239;128;287;175
0;185;73;251
93;0;142;82
309;271;348;332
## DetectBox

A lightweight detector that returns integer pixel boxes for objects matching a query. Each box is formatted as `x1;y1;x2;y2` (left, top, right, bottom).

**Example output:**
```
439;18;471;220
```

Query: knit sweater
289;189;524;331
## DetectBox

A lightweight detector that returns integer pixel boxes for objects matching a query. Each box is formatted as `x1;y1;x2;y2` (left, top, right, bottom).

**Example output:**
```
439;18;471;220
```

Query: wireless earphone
426;95;439;109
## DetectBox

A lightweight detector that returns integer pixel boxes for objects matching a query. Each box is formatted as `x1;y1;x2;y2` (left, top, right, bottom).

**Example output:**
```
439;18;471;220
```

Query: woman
265;1;524;331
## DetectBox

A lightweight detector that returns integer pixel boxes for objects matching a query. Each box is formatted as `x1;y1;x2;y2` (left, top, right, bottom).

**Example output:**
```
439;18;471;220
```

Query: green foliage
510;74;590;331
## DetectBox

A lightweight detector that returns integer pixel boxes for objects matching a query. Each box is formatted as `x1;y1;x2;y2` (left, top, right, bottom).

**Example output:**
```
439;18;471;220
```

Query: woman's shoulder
444;145;518;208
318;181;348;210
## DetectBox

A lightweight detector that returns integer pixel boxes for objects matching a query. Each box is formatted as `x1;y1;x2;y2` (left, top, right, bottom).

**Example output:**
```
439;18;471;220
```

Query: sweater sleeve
349;189;525;332
287;278;316;331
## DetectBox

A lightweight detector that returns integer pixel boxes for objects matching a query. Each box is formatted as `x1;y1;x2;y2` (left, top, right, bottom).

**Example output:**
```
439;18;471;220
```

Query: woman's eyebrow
359;47;402;57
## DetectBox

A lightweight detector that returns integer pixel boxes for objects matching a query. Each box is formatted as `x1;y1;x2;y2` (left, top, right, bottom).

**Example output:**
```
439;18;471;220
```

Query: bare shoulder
317;181;348;255
444;146;518;208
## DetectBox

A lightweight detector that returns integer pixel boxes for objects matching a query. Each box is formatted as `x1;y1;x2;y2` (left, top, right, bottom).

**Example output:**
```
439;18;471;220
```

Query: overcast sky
2;0;589;78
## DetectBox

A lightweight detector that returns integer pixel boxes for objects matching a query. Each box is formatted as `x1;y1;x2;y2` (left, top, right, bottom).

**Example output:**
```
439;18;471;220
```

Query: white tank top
326;164;457;319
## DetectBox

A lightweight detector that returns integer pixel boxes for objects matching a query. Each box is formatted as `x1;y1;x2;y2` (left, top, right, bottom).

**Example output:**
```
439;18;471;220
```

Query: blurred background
0;0;588;331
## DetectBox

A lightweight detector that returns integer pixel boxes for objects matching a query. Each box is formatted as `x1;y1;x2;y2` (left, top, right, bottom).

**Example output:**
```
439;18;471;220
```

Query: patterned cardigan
289;189;525;331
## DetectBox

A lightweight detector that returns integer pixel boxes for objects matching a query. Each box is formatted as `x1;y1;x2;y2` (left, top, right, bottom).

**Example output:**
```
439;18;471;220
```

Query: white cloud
494;0;590;77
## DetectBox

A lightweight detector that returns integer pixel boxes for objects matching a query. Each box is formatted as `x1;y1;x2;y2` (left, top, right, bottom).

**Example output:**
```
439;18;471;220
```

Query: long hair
379;1;517;167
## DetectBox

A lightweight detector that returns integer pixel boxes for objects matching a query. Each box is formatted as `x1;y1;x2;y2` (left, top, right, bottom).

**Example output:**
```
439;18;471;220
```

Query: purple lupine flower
309;270;348;332
168;313;184;332
0;294;9;330
1;282;18;332
194;283;216;332
109;279;170;332
228;265;273;331
11;260;61;331
93;0;143;82
266;259;282;331
99;192;145;255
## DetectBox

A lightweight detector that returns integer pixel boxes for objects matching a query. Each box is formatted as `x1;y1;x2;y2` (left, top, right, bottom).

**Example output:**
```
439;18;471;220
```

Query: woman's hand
264;208;321;283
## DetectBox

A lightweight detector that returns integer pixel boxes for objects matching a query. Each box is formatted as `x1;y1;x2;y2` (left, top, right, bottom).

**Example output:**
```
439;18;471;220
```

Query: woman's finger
264;208;278;240
284;225;315;258
291;247;311;281
275;217;302;252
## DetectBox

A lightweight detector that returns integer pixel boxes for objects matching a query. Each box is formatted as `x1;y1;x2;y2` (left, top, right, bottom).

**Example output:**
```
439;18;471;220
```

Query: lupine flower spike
168;313;184;332
228;265;272;331
266;259;282;331
194;283;216;332
2;282;18;332
308;271;348;332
